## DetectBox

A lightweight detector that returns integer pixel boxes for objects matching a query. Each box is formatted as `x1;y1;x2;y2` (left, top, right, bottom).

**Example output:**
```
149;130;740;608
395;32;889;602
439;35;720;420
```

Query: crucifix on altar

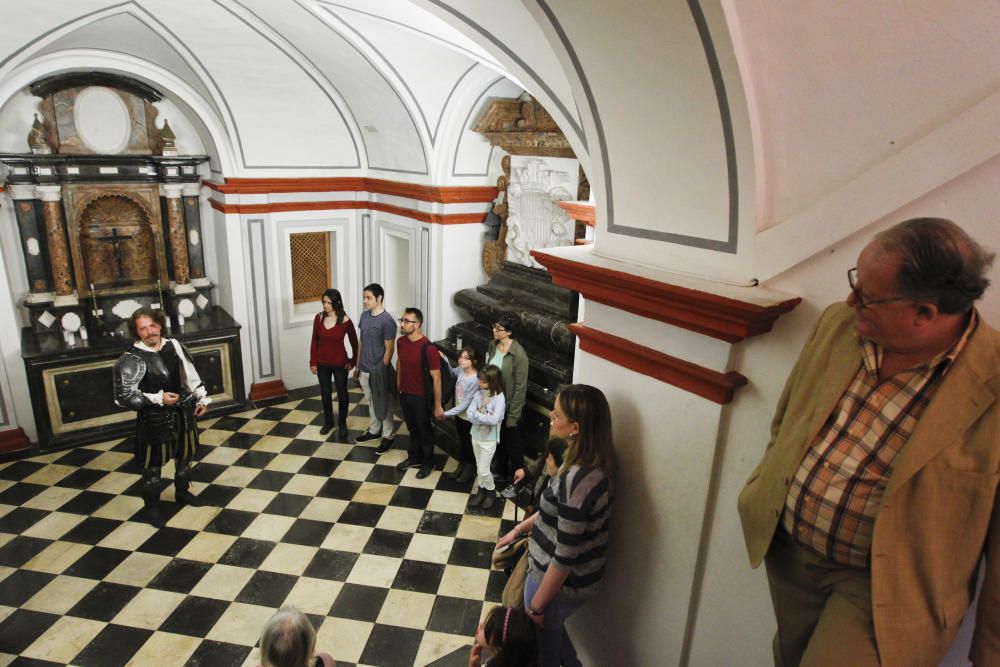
92;227;134;285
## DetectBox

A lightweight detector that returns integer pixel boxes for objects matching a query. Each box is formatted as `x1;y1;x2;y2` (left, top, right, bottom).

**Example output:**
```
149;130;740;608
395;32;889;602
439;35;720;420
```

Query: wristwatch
527;605;543;616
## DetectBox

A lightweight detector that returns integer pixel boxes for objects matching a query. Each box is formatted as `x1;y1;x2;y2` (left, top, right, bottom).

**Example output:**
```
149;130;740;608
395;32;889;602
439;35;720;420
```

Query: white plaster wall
0;199;34;440
687;152;1000;667
437;221;487;339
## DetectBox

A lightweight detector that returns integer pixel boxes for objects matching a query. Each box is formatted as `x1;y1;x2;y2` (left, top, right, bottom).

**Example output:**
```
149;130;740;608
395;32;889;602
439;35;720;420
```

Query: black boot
337;412;349;442
469;487;486;508
456;464;476;484
480;489;495;510
448;462;466;480
142;468;166;528
175;465;206;507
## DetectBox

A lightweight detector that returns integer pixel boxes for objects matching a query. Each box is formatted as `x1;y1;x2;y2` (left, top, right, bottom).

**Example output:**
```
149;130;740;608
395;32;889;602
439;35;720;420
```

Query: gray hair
875;217;994;314
259;607;316;667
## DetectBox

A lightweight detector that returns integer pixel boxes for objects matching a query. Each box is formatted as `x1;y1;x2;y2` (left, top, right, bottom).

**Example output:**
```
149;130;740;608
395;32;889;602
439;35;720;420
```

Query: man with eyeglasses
394;307;443;479
738;218;999;666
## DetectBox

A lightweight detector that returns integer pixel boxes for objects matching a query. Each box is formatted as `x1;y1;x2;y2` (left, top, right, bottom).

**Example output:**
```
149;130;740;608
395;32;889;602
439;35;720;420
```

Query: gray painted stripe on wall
424;0;586;151
223;0;362;167
534;0;740;253
304;0;430;174
452;75;505;178
247;218;276;378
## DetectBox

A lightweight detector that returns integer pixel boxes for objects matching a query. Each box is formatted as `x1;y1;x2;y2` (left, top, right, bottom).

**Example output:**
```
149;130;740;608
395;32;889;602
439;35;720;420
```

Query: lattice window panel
290;231;332;304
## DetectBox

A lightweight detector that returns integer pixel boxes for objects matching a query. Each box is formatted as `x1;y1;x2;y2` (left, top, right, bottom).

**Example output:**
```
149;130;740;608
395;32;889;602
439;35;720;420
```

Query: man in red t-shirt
395;307;443;478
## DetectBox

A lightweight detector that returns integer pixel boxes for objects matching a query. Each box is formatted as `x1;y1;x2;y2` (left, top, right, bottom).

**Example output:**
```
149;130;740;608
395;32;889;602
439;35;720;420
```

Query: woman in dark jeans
309;288;358;440
486;312;530;496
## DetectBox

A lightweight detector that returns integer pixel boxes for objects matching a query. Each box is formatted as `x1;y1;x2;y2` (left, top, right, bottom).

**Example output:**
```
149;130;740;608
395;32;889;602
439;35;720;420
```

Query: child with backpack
467;366;506;509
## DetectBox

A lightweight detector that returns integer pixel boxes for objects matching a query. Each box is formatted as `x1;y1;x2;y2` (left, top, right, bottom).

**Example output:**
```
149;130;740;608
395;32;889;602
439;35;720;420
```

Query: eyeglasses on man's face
399;318;418;324
847;267;909;309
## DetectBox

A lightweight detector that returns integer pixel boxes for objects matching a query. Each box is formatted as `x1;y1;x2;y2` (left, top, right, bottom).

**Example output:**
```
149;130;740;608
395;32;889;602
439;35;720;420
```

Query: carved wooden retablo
473;96;575;158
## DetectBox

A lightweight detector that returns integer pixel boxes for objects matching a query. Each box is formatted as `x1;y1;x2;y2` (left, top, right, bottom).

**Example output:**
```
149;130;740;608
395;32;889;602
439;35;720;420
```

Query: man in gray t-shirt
353;283;397;450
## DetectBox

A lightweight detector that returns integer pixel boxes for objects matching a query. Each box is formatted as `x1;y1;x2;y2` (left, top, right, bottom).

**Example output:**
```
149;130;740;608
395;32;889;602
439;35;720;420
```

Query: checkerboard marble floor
0;385;516;666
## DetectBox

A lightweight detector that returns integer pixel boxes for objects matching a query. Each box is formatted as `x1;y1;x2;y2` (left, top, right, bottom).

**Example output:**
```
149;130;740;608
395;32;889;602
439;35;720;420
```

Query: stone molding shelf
568;324;748;404
531;247;801;343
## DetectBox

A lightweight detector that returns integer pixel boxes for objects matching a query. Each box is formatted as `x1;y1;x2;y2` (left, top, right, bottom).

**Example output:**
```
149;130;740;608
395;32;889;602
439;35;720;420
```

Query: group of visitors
114;277;618;666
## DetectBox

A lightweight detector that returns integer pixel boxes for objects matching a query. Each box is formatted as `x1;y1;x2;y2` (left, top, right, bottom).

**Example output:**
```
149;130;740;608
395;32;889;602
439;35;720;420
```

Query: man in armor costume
114;307;210;527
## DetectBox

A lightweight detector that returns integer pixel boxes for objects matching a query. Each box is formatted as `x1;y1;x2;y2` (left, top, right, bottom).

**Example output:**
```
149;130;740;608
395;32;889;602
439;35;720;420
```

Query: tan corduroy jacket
738;303;1000;667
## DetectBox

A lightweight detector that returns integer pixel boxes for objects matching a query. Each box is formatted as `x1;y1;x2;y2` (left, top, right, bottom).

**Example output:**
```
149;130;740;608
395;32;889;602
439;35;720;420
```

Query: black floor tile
485;569;507;602
235;569;297;607
303;548;359;582
344;446;379;464
222;432;262;450
391;559;446;594
67;581;141;621
232;450;276;469
0;608;59;654
204;508;257;536
55;468;108;489
267;421;305;438
263;493;312;518
147;558;212;594
0;507;49;534
283;439;322;457
8;656;63;667
297;457;340;477
53;448;104;468
0;535;51;567
61;516;121;545
365;464;404;485
337;502;384;527
208;416;249;432
417;511;462;537
56;490;115;516
248;470;293;492
447;538;494;568
359;623;424;667
0;460;45;481
192;484;241;508
428;596;483;636
185;639;251;666
330;583;388;622
136;527;198;556
187;462;228;484
256;407;292;421
316;478;361;501
388;486;433;510
362;528;412;558
218;537;276;568
297;398;323;413
160;595;230;637
72;624;153;667
282;518;334;547
0;482;46;506
63;546;131;579
0;568;54;606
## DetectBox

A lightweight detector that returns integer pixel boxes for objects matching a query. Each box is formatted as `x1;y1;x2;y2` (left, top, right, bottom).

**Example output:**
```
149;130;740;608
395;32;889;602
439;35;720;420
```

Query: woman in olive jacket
485;312;530;493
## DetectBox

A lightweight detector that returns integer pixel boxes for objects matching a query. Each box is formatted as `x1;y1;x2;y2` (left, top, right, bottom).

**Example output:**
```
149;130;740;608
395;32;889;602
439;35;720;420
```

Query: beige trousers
764;528;881;667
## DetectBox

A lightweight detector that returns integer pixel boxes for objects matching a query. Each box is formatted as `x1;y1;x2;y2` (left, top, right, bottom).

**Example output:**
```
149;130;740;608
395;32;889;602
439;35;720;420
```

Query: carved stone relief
505;156;579;268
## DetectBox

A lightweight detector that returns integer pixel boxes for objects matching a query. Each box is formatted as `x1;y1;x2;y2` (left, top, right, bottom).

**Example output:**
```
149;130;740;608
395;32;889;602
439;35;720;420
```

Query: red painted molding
532;250;801;343
0;427;31;454
558;200;596;226
205;177;497;203
207;197;487;225
250;379;288;402
569;324;748;404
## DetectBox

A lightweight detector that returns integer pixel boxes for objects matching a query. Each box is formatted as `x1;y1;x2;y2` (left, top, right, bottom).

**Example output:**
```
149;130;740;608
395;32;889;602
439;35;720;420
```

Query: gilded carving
483;155;511;276
474;96;575;158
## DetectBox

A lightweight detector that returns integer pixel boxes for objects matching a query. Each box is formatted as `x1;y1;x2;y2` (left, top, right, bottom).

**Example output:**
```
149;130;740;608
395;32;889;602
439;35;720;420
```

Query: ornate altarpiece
1;74;248;453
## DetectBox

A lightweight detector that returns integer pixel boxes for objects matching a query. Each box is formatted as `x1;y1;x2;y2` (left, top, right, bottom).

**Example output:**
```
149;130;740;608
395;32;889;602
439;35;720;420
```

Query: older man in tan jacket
738;218;1000;667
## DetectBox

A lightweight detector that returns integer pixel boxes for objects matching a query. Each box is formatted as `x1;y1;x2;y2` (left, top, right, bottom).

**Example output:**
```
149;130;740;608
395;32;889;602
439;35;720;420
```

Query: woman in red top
310;289;358;440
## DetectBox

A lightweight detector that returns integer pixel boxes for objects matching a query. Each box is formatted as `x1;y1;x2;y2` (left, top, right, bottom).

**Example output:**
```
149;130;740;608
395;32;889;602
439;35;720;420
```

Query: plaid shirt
781;312;978;567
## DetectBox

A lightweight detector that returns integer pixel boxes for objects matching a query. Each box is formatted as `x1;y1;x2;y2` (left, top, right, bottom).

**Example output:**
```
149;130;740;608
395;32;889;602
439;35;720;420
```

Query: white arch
0;49;239;175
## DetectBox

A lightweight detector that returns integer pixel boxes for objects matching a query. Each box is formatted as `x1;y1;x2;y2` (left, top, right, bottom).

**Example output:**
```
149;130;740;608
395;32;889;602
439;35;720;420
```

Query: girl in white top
466;366;506;510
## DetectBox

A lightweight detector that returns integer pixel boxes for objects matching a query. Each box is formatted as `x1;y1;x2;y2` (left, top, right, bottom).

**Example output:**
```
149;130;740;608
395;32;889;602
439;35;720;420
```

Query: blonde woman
495;384;615;667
